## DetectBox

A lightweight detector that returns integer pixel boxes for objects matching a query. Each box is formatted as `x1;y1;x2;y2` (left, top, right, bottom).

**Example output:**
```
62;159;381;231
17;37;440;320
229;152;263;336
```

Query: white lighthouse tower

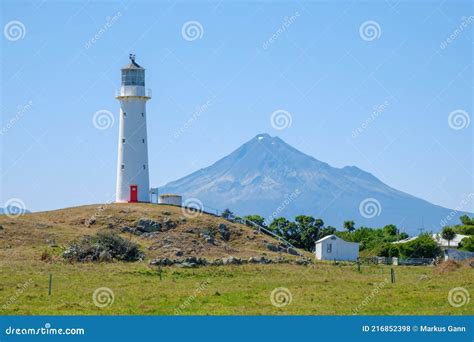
115;54;151;203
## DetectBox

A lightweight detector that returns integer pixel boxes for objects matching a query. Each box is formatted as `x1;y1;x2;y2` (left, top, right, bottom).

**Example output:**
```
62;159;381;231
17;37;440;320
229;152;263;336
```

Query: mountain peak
159;134;470;234
255;133;272;140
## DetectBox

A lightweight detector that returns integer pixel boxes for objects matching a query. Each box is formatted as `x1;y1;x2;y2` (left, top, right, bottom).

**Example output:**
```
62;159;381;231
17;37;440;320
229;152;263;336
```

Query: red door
130;185;138;202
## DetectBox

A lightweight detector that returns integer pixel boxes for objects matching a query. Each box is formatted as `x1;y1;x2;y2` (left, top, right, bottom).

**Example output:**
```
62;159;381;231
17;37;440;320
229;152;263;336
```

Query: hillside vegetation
0;203;308;263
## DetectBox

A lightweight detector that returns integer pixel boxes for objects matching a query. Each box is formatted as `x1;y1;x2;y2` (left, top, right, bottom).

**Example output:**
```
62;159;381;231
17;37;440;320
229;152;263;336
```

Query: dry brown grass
0;203;308;263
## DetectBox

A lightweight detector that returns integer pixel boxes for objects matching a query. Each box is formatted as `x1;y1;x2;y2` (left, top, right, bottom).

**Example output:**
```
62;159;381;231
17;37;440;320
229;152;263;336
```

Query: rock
265;243;280;252
204;236;215;244
295;258;312;266
248;257;258;264
161;219;177;231
248;256;272;264
184;256;198;264
150;258;173;266
180;262;197;268
200;229;216;245
175;250;183;257
136;218;162;233
121;226;139;235
286;247;299;256
222;256;242;265
0;225;4;230
218;223;231;241
275;256;291;264
212;258;224;266
198;258;208;266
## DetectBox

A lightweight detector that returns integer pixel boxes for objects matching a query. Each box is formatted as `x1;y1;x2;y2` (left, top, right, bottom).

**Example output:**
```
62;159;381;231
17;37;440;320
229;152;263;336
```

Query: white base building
158;194;182;206
315;235;359;262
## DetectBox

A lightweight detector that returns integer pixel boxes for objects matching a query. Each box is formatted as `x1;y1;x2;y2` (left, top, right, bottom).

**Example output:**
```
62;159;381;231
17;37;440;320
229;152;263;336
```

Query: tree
343;220;355;233
453;225;474;235
295;215;324;251
221;208;234;220
399;232;409;240
243;215;266;227
459;215;473;226
458;236;474;252
268;217;301;247
383;224;397;236
441;227;456;247
319;226;336;239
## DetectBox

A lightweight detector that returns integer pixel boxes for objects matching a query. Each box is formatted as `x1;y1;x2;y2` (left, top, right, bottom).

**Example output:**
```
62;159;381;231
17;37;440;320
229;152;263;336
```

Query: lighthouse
115;54;151;203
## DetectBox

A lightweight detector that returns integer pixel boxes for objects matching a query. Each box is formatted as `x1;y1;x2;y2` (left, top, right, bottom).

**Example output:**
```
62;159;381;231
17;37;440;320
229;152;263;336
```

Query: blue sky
1;0;472;213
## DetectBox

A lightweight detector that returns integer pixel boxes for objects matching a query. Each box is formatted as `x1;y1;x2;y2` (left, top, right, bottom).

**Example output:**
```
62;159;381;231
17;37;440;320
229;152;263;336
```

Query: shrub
458;236;474;252
398;234;441;259
376;243;400;257
63;232;144;262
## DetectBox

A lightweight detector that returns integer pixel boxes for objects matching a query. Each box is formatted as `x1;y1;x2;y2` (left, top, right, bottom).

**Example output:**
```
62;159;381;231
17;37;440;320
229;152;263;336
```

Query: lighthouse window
141;113;144;117
143;164;146;170
123;112;126;118
121;164;125;170
122;69;145;86
142;139;145;143
122;138;126;143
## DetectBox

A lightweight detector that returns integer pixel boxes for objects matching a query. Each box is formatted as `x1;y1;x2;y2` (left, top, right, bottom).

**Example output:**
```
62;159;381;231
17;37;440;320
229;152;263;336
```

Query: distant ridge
159;134;472;235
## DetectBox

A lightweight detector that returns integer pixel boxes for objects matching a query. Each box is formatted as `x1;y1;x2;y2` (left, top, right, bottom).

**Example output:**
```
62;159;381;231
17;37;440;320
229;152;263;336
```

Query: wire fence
358;256;436;266
153;202;303;255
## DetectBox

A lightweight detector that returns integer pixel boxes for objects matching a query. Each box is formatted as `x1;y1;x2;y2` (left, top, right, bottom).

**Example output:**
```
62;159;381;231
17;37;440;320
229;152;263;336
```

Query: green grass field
0;204;472;315
1;260;472;315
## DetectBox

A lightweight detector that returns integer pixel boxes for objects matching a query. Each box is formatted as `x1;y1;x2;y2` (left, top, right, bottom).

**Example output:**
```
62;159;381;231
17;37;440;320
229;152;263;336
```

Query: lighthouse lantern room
115;54;151;203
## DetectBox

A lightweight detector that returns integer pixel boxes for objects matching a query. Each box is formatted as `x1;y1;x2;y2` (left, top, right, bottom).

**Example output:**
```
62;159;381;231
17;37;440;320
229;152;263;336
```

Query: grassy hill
0;203;307;263
0;203;472;315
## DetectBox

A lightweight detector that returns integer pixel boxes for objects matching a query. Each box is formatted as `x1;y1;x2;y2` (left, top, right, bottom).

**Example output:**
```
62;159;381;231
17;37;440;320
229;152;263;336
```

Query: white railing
115;87;152;98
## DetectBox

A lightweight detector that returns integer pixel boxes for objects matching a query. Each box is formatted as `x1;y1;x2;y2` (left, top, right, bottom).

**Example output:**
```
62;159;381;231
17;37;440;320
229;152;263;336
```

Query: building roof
315;234;359;246
393;233;468;248
159;194;182;198
315;235;338;243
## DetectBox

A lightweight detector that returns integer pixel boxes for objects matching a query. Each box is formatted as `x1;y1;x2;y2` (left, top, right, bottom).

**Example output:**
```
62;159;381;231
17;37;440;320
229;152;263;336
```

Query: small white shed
158;194;182;206
314;235;359;261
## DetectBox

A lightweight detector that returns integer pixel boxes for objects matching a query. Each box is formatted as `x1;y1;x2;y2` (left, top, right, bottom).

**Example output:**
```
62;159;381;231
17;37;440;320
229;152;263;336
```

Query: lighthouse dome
121;54;145;86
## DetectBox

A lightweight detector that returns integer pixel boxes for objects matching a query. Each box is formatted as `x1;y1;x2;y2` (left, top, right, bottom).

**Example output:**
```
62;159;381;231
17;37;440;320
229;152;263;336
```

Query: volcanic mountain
159;134;471;235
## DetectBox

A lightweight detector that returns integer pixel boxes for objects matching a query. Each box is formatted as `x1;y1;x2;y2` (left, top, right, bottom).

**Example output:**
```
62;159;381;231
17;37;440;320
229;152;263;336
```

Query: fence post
357;261;361;273
390;268;395;283
48;273;52;296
